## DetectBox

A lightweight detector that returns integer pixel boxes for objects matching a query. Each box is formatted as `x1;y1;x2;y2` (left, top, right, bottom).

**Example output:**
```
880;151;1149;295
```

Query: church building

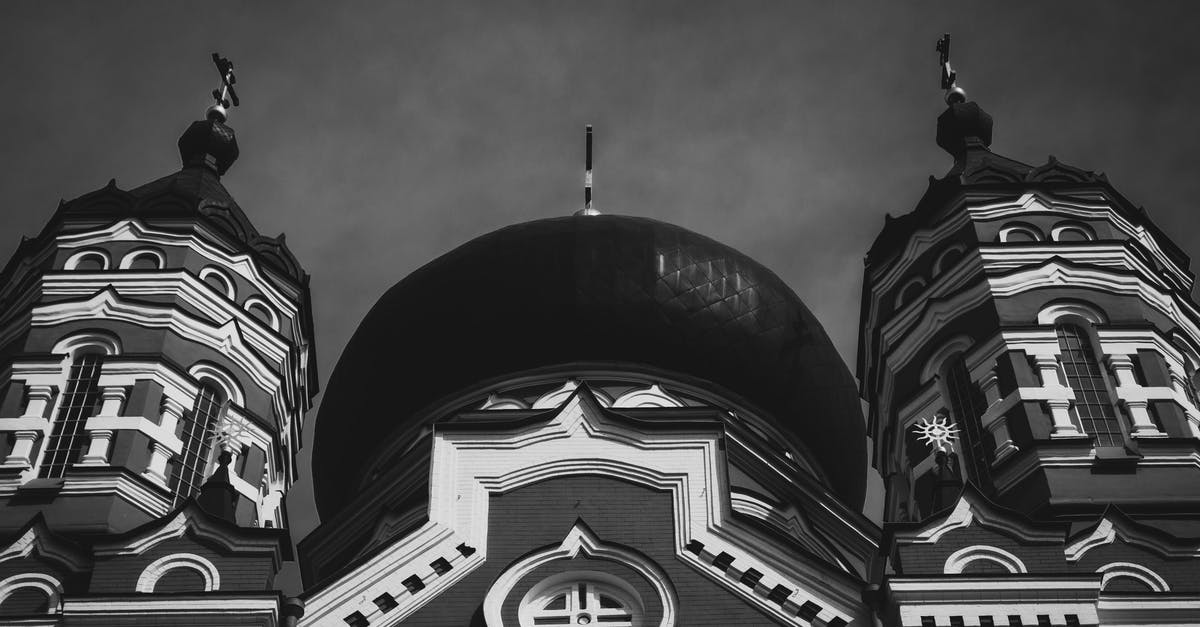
0;42;1197;627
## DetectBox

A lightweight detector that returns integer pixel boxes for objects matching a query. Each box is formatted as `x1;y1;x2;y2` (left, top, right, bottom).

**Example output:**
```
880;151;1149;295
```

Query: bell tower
0;54;318;535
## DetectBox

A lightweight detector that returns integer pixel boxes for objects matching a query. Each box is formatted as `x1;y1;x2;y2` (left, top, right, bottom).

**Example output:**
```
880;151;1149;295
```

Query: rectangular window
39;354;104;478
945;355;991;486
169;385;223;505
1056;324;1124;447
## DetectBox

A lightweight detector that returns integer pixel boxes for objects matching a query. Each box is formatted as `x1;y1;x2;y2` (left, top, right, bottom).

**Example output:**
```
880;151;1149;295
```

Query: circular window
520;573;643;627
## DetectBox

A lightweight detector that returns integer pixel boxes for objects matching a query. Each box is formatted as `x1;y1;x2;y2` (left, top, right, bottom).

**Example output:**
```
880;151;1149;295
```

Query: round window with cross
519;572;644;627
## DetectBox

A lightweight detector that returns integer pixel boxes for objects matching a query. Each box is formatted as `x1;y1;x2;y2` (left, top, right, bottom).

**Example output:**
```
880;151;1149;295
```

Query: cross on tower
936;34;966;104
208;52;240;121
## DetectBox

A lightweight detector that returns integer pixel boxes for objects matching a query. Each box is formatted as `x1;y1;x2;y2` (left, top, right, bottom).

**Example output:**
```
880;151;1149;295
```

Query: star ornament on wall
914;414;960;453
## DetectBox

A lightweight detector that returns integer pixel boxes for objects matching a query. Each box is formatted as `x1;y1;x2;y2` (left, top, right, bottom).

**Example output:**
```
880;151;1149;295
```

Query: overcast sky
4;1;1200;594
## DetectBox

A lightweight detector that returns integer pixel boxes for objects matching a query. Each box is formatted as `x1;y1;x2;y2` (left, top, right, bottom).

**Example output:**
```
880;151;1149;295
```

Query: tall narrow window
944;355;991;487
39;354;104;478
170;383;224;505
1056;323;1124;447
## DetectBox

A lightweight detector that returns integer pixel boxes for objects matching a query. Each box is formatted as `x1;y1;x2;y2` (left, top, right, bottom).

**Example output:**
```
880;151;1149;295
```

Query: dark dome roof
312;215;865;516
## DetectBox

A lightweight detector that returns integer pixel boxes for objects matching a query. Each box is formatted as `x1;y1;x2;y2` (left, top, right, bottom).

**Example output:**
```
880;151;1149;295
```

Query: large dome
313;215;866;516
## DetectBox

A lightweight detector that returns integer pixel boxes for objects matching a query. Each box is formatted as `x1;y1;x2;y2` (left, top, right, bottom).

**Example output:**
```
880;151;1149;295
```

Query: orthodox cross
210;53;240;117
936;34;966;104
936;34;955;90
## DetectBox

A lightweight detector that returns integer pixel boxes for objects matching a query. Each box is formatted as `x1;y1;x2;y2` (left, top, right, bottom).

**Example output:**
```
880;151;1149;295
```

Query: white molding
943;544;1027;574
199;266;237;300
63;248;110;271
612;383;684;408
0;527;89;572
57;218;300;302
999;223;1044;243
1050;221;1096;242
1097;561;1170;593
135;552;220;593
118;247;166;270
188;362;247;406
243;296;280;332
30;288;283;397
919;335;974;383
483;522;677;627
0;572;62;614
1064;516;1200;561
302;390;860;627
1037;300;1107;325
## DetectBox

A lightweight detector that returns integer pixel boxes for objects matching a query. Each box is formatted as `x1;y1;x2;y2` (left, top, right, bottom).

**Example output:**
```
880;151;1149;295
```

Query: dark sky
4;2;1200;594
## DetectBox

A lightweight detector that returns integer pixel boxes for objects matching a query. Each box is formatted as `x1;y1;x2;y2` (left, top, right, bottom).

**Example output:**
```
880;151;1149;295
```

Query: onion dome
313;214;867;517
178;116;240;176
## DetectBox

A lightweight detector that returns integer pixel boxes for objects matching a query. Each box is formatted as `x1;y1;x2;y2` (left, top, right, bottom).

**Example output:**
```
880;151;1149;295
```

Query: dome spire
177;52;241;176
575;125;600;216
934;34;994;169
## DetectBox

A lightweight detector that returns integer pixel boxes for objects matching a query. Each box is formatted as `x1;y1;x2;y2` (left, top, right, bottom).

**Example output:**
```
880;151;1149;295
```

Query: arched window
895;277;927;310
1052;222;1095;242
170;382;225;505
941;354;991;485
199;267;236;300
119;248;165;270
1055;323;1124;447
244;298;279;331
520;574;644;627
932;245;966;278
998;224;1043;243
39;351;105;478
65;249;109;271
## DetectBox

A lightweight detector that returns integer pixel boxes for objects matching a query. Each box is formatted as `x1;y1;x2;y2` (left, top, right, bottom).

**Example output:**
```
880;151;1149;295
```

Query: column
2;385;55;468
1106;354;1163;437
1035;355;1082;436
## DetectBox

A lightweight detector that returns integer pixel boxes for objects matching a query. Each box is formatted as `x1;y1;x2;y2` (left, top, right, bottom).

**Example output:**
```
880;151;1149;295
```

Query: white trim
52;331;122;357
531;379;612;409
199;266;237;300
57;218;300;301
118;247;165;270
944;544;1027;574
63;249;109;271
243;296;280;332
32;289;283;396
136;552;221;593
932;244;967;278
302;390;860;627
1051;221;1096;242
612;384;684;408
919;335;974;383
1097;561;1170;592
486;522;672;627
0;572;62;614
998;223;1044;243
1037;300;1108;326
188;362;246;406
894;276;927;310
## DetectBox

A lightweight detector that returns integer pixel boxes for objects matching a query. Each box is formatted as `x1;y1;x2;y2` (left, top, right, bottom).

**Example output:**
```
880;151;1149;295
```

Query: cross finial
208;52;240;122
936;34;966;105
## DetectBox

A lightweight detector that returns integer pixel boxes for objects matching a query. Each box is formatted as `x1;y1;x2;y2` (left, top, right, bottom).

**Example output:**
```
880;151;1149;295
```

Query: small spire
196;449;238;523
933;34;993;167
178;53;241;176
575;125;600;216
207;53;240;122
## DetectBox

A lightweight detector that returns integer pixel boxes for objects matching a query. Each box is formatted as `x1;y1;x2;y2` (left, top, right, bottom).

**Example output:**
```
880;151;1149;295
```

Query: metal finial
914;413;960;453
575;125;600;216
937;34;966;105
207;53;240;122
